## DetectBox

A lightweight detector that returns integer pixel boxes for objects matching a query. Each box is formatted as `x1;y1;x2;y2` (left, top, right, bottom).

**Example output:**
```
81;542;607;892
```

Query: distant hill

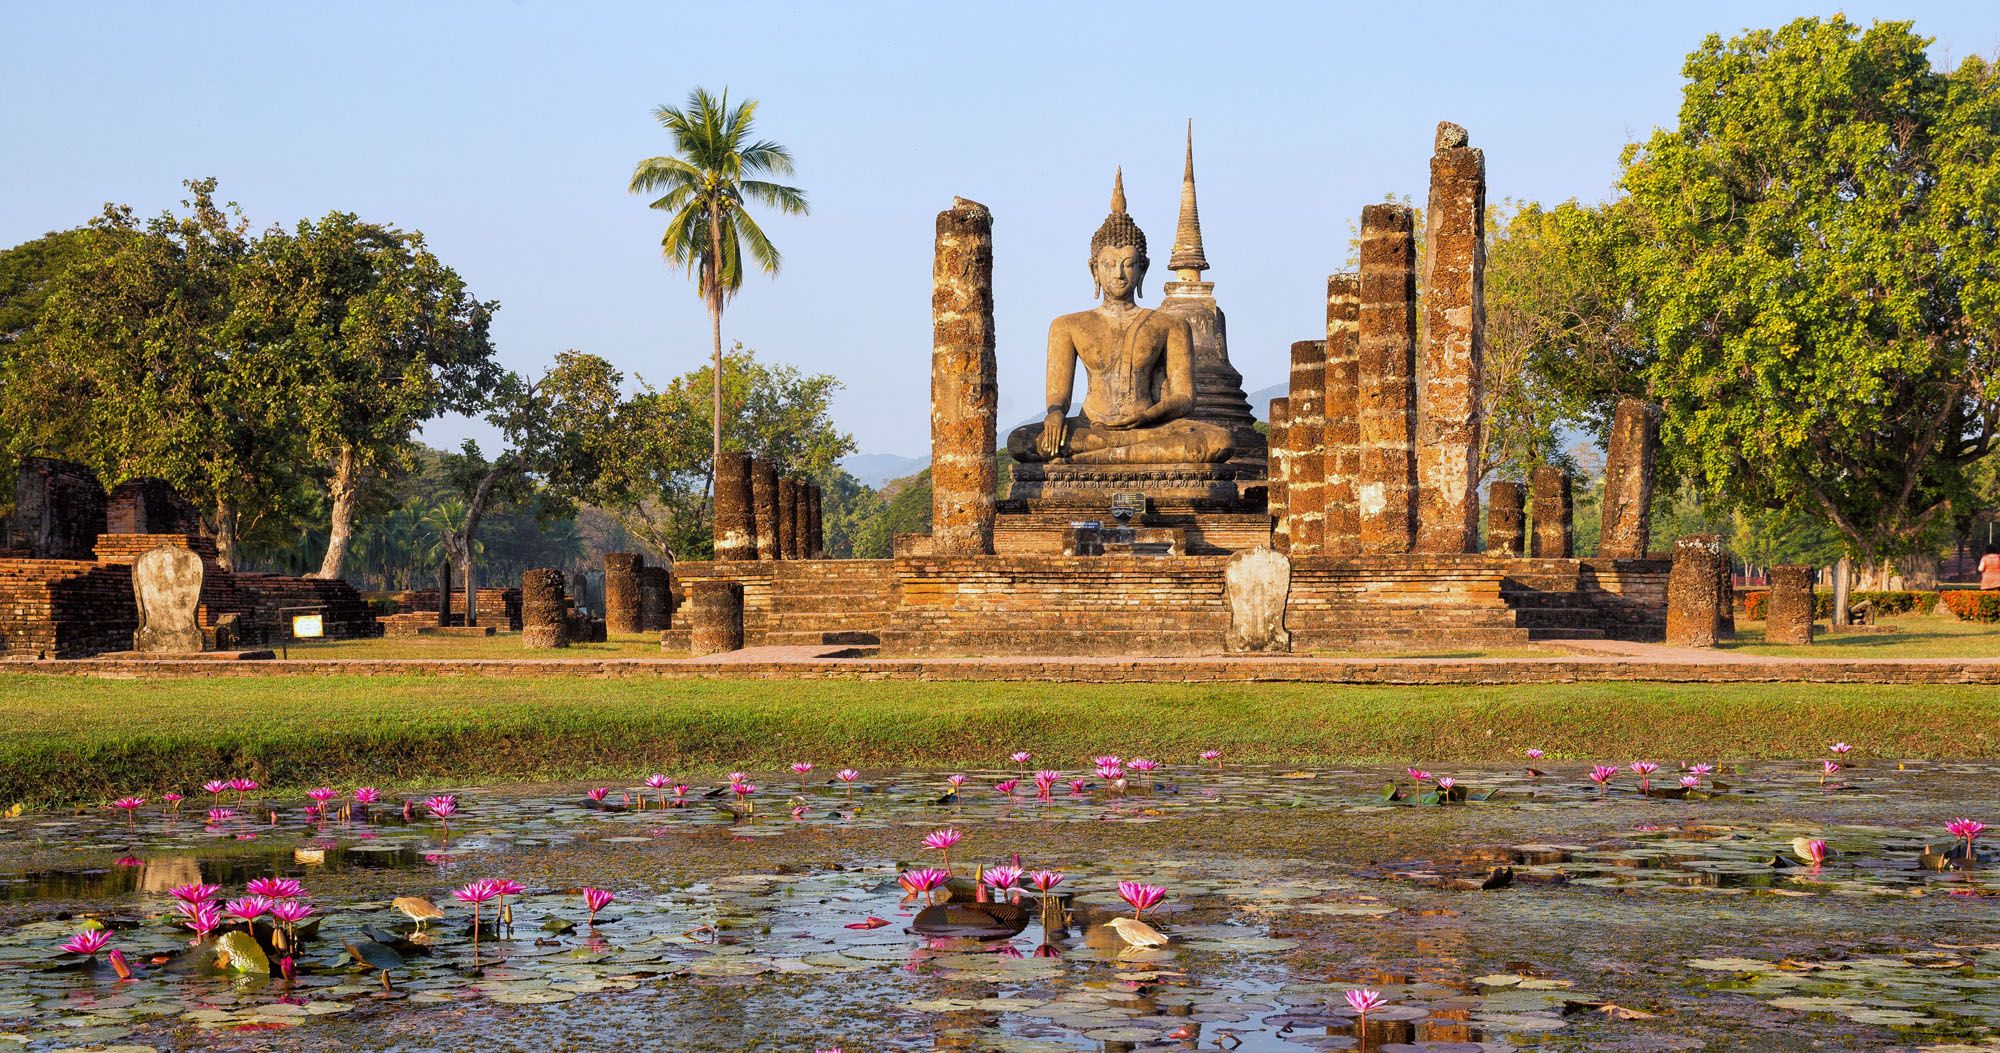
841;452;929;489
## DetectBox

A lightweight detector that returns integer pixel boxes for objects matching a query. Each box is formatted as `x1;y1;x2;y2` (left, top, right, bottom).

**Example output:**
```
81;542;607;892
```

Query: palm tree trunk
314;446;359;580
708;203;725;498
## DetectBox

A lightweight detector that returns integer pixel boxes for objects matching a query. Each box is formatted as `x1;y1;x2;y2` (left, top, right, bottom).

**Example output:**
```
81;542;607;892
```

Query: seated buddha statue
1006;171;1235;466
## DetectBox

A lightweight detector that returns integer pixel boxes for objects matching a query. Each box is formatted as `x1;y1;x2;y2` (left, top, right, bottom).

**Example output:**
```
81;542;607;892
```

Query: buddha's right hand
1039;410;1068;458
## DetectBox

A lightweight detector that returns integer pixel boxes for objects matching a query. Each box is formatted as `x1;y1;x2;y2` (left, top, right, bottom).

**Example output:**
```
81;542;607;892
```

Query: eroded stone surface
131;545;204;653
712;452;755;562
1416;123;1485;554
1357;204;1417;554
1224;547;1292;653
1268;397;1290;552
1323;273;1362;555
687;581;745;656
751;458;779;561
1666;534;1725;648
1485;481;1525;556
1600;398;1661;559
521;567;568;649
1284;339;1328;554
931;197;998;555
1529;464;1573;559
603;552;642;634
1766;564;1814;646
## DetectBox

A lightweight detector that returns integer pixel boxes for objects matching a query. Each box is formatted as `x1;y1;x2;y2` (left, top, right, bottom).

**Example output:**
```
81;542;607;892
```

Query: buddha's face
1092;245;1148;301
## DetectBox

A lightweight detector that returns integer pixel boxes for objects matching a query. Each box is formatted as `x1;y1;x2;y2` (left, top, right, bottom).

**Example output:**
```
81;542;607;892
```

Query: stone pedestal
639;566;671;632
1357;204;1418;554
1600;397;1661;559
687;581;745;656
1765;564;1814;645
1486;481;1525;556
1529;465;1573;558
1284;339;1328;554
603;552;642;635
751;458;780;561
713;452;755;561
521;567;568;649
1323;272;1362;554
1224;547;1291;653
1416;122;1485;555
131;545;205;653
931;197;998;556
1268;397;1290;552
777;478;798;560
1666;534;1725;648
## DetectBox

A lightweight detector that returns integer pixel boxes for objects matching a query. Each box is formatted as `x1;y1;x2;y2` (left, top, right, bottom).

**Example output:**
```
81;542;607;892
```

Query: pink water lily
1589;765;1618;789
924;828;963;870
791;762;814;790
1679;775;1701;789
168;882;221;905
161;792;183;812
1034;770;1060;798
1067;778;1087;795
946;774;967;791
61;929;112;957
454;880;500;965
1028;869;1064;892
1200;749;1223;771
225;896;272;922
1011;751;1033;767
203;780;228;796
1129;758;1157;774
307;787;336;805
1093;755;1122;768
180;901;223;940
425;795;458;821
1117;881;1167;920
205;808;234;824
587;787;610;802
1830;742;1852;755
111;797;145;828
270;898;315;924
1345;987;1387;1017
582;887;614;923
1687;763;1715;777
994;778;1019;796
984;865;1023;893
836;769;859;800
1435;776;1456;792
1947;818;1987;859
900;866;950;905
1525;748;1544;760
247;877;305;900
353;786;379;805
1821;760;1840;785
1630;761;1659;790
1802;839;1829;866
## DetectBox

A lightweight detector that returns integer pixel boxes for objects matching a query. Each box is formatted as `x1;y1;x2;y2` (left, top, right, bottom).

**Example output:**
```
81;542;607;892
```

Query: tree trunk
462;553;477;627
313;446;359;580
213;497;239;572
1831;554;1852;627
709;204;725;501
453;461;508;627
437;560;452;627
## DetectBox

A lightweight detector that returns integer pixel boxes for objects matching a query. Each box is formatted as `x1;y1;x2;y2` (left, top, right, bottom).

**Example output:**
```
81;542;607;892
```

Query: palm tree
629;87;807;488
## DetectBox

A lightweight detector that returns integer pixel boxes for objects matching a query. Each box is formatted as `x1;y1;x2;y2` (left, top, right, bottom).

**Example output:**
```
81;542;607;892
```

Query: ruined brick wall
672;560;897;647
1284;340;1328;553
11;458;106;560
1579;558;1670;641
880;556;1230;656
1322;273;1362;555
1356;205;1418;554
0;560;135;658
1599;398;1661;559
1416;124;1485;554
930;197;998;556
105;478;200;536
391;587;522;630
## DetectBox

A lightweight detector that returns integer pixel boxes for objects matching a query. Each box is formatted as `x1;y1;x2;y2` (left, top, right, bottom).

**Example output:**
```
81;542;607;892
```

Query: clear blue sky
5;3;1994;463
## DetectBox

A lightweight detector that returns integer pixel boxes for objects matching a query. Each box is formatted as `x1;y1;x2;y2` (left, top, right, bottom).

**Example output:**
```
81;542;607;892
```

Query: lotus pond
0;758;1995;1052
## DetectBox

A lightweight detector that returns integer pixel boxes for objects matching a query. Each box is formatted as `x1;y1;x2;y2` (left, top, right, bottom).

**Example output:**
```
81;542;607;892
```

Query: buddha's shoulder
1048;308;1103;333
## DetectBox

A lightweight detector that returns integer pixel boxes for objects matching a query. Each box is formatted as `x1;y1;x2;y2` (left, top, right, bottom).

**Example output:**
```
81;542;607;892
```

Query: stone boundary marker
16;654;2000;685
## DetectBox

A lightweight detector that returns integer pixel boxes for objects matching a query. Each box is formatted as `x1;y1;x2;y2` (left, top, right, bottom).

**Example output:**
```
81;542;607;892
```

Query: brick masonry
1599;397;1661;559
751;458;780;561
1416;123;1485;555
713;452;756;561
1485;481;1525;556
930;197;999;556
1322;273;1362;555
603;552;643;634
1267;398;1290;552
1357;204;1418;554
1283;339;1328;554
1529;465;1573;559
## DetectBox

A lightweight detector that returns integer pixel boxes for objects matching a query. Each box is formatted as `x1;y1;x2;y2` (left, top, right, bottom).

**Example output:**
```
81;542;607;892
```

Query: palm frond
740;179;809;215
628;155;703;195
731;207;784;276
738;140;795;176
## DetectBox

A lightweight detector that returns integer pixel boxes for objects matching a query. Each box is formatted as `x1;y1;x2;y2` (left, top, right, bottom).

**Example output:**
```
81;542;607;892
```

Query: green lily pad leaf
212;932;267;975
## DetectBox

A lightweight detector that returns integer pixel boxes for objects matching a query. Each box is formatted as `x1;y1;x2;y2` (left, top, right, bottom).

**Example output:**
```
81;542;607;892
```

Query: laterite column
1268;397;1290;552
931;197;998;555
713;452;755;561
1285;339;1328;554
1666;534;1724;648
1323;273;1362;554
1599;397;1661;558
1357;203;1418;553
603;552;642;634
1416;122;1485;554
687;581;745;656
751;458;780;561
1765;564;1814;645
1485;481;1525;556
521;567;568;649
776;477;798;560
1529;465;1572;558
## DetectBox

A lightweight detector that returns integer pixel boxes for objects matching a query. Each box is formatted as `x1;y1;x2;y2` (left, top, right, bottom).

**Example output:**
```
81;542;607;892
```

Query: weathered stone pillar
750;458;780;561
931;197;997;556
132;545;205;653
1357;204;1418;554
1417;122;1485;554
1765;564;1814;645
789;480;809;560
1268;397;1290;552
713;452;755;561
1323;273;1362;555
1716;551;1738;641
521;567;568;649
1665;534;1725;648
1485;481;1525;556
1529;465;1573;558
687;581;745;656
639;566;671;632
603;552;642;634
776;477;797;560
1284;339;1328;554
808;484;824;558
1599;397;1661;559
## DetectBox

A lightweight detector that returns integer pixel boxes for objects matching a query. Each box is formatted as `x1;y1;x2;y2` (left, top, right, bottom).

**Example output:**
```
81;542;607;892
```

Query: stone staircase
757;560;899;649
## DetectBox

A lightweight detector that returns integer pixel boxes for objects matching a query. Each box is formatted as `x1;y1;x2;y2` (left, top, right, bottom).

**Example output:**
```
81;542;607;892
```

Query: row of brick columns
1665;535;1822;649
711;451;824;562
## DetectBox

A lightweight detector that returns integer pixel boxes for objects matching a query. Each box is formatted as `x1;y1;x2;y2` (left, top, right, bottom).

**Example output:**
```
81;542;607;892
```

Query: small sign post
278;606;327;659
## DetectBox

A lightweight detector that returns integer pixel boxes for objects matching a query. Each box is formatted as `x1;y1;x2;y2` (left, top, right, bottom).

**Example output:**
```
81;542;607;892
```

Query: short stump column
687;581;745;656
1665;534;1725;648
521;568;568;649
1485;481;1524;556
603;552;643;635
1766;564;1814;645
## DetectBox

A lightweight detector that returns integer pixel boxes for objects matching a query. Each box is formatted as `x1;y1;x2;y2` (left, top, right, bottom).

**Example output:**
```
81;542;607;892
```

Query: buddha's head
1090;168;1149;302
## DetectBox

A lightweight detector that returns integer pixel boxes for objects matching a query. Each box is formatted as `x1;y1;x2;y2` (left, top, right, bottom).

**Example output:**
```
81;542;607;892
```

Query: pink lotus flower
1406;767;1431;783
454;879;500;905
162;792;183;811
587;787;610;802
1589;765;1618;788
1687;763;1714;776
270;899;315;924
1631;761;1658;775
1345;987;1387;1017
111;797;144;828
1200;749;1222;765
168;883;221;904
984;865;1023;892
672;784;689;798
1093;755;1122;768
1947;818;1987;853
730;782;757;798
899;867;950;904
1129;758;1157;773
307;787;336;805
644;774;670;789
203;780;228;796
994;779;1019;796
946;774;967;790
303;804;324;820
1011;751;1033;766
180;901;223;939
582;887;613;922
1803;839;1829;866
1679;775;1701;789
247;877;305;900
1435;776;1456;792
225;896;271;922
1028;869;1064;892
924;828;962;869
1525;748;1544;760
1830;742;1852;755
728;771;747;783
1034;770;1060;798
61;929;112;957
1096;763;1123;781
1821;760;1840;784
425;795;458;821
836;768;859;783
353;787;379;804
1067;778;1087;795
1117;880;1167;919
205;808;234;824
791;762;814;789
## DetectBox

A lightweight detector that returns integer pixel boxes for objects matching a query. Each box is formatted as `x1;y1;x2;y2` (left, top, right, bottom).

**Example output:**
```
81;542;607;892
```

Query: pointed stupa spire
1169;119;1209;280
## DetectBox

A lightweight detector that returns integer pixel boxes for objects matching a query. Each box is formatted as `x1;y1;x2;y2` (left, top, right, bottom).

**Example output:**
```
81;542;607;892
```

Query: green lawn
1727;614;2000;658
2;675;1993;806
283;632;674;660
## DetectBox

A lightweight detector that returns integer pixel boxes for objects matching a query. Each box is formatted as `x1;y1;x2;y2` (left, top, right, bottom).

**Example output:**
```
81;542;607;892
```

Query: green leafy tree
237;212;500;579
629;87;808;482
1619;16;2000;560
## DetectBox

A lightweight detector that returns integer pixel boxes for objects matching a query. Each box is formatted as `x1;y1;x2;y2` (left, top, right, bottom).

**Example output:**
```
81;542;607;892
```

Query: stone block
131;545;204;653
1267;397;1289;552
603;552;642;634
1357;204;1417;554
1665;534;1725;648
1765;564;1814;645
1599;398;1660;559
1323;272;1362;554
1485;481;1524;556
1416;123;1485;555
1529;465;1572;558
521;567;568;649
688;581;745;656
1284;339;1328;554
1224;547;1291;653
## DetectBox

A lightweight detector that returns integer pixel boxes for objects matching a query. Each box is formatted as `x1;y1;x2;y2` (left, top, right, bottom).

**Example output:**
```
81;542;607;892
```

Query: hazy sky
5;3;1994;462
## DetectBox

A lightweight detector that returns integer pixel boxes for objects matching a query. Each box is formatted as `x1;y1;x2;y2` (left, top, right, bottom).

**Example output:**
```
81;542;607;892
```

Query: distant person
1982;545;2000;591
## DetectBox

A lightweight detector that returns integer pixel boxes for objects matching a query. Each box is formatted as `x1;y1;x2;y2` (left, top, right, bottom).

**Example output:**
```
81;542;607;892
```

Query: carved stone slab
1224;546;1291;653
132;545;205;653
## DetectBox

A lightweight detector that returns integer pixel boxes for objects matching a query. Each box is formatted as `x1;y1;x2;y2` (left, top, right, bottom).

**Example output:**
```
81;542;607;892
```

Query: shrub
1941;590;2000;623
1743;590;1939;621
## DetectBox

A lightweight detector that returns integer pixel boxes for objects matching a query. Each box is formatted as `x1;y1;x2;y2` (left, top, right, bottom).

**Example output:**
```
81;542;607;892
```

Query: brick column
751;458;780;561
789;481;809;559
1765;564;1814;645
1485;481;1525;556
713;451;755;561
808;484;824;558
1529;465;1573;558
1268;397;1290;552
1284;339;1327;554
1357;204;1418;554
687;581;744;656
1599;397;1661;558
776;477;797;560
603;552;642;634
1323;273;1362;554
521;568;567;649
639;566;671;632
931;197;997;556
1417;122;1485;554
1666;534;1724;648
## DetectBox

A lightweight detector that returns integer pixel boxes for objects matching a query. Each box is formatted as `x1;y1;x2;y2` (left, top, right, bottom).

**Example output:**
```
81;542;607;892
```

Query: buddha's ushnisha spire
1169;119;1209;280
1110;166;1127;213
